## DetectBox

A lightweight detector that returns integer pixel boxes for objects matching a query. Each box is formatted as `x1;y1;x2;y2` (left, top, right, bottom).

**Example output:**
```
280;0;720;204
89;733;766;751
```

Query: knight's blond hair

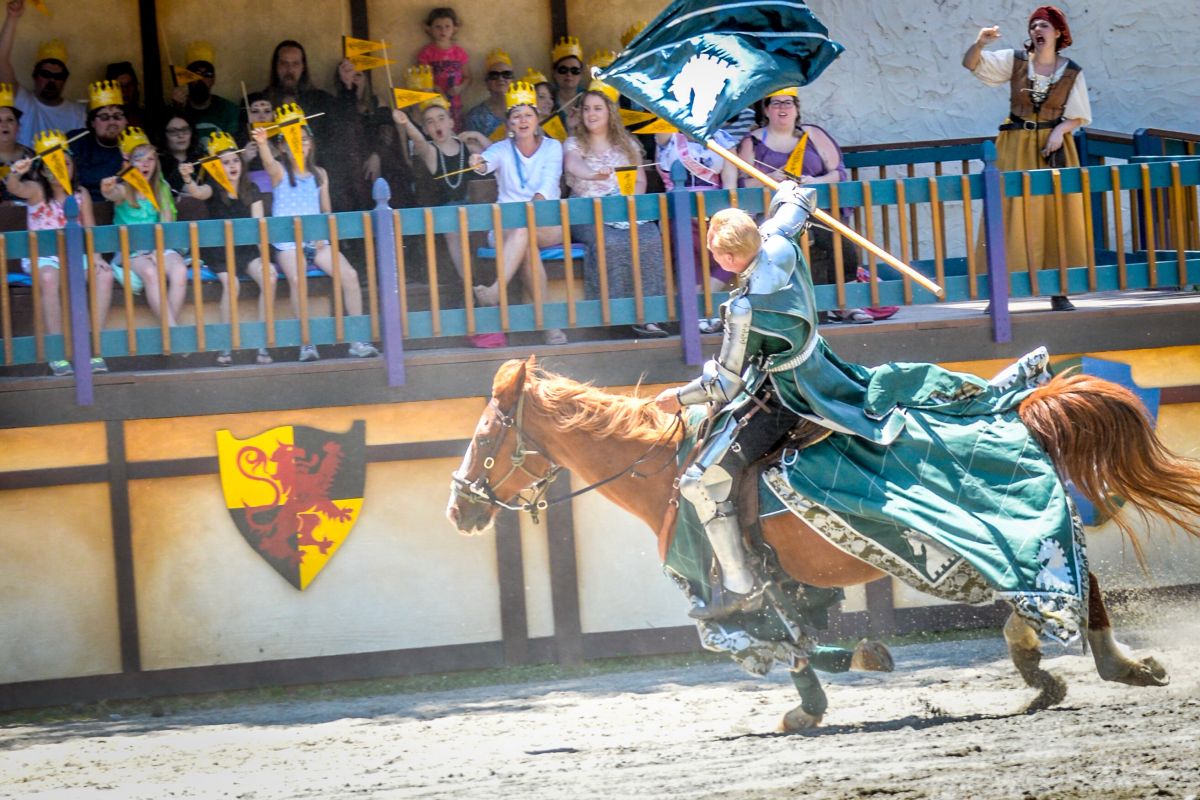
707;208;760;261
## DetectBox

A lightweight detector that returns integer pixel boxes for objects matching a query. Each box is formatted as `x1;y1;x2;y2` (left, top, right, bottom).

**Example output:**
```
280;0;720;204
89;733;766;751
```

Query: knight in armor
655;181;817;619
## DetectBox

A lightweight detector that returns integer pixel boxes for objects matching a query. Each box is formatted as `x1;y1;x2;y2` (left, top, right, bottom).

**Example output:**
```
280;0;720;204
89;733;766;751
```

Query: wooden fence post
371;178;406;386
981;141;1012;344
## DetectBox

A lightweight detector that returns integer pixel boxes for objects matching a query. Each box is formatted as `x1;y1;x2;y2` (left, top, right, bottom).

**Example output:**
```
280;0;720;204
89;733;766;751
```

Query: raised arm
962;25;1001;71
0;0;25;85
251;126;284;187
4;155;39;202
392;109;435;172
178;160;214;201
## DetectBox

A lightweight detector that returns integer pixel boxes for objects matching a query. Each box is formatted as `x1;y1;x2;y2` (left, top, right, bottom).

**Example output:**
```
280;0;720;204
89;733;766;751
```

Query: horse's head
446;357;559;534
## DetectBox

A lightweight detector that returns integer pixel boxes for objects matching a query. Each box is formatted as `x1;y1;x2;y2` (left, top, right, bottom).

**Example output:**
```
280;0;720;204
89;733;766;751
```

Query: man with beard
69;80;127;200
0;0;85;147
169;41;239;149
105;61;149;130
263;40;332;139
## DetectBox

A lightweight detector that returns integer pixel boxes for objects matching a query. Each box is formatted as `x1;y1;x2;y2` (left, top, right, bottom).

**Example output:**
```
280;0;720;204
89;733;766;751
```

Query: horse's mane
493;359;681;446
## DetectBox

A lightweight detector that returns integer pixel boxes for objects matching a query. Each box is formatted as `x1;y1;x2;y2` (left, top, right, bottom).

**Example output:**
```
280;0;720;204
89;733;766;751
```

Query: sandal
255;348;273;365
216;350;233;367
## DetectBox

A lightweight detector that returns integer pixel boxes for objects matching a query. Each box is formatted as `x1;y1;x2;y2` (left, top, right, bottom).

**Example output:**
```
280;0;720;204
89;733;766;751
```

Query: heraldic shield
216;420;367;590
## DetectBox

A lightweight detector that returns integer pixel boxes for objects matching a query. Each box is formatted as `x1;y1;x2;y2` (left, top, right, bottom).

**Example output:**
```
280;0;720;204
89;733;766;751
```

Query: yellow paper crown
419;95;451;113
406;65;434;91
88;80;123;111
0;83;15;109
35;39;68;66
523;67;549;86
620;22;647;48
185;40;215;67
118;126;151;156
589;49;617;69
505;81;537;111
768;87;799;99
274;102;308;128
587;78;618;104
206;130;237;157
484;48;512;70
551;36;583;64
33;129;68;157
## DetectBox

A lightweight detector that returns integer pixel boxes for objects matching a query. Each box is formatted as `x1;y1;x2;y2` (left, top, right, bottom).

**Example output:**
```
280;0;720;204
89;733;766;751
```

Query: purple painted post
63;196;93;405
670;181;702;365
980;141;1012;344
371;178;405;386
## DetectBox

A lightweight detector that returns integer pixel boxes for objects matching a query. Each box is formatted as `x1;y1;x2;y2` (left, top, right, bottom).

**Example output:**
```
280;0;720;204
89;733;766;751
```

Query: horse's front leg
1004;611;1067;712
780;663;826;731
1086;572;1169;687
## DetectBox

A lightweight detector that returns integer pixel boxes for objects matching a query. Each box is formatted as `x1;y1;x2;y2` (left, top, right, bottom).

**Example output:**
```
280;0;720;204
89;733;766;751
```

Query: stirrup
688;578;765;621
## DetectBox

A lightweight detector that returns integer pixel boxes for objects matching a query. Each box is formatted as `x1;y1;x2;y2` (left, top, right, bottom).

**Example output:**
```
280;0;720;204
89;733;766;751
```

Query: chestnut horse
446;357;1200;731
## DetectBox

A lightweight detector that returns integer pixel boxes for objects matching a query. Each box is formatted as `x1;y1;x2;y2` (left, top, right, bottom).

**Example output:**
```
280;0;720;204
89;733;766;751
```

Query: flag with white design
599;0;843;141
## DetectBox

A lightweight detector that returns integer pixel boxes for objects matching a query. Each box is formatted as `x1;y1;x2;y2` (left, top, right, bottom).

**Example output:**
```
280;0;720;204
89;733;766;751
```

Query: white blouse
972;49;1092;125
479;136;564;203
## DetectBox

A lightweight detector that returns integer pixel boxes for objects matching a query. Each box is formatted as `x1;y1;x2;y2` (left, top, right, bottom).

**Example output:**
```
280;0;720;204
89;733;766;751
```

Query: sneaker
298;344;320;362
215;350;233;367
631;322;670;338
348;341;379;358
469;332;508;348
543;328;568;345
49;359;73;377
90;357;109;373
698;317;723;334
256;348;273;365
1050;295;1076;311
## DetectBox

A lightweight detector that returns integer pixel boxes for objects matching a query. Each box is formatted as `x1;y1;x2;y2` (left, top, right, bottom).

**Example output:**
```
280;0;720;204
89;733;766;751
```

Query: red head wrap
1028;6;1072;50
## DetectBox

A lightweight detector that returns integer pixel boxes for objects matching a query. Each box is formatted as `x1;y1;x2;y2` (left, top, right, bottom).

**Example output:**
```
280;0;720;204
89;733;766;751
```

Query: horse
446;356;1200;731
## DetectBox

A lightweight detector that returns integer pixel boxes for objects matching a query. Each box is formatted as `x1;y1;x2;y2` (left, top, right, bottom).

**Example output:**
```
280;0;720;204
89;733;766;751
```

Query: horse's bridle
452;390;681;524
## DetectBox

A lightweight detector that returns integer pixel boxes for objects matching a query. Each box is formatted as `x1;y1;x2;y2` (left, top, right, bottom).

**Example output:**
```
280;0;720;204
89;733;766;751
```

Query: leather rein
451;391;681;524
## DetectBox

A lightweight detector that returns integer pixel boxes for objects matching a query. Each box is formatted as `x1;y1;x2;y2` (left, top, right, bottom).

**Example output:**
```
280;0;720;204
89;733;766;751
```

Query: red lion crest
237;440;352;565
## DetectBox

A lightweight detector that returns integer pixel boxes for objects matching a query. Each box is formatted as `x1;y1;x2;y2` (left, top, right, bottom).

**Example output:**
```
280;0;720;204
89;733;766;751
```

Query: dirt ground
2;604;1199;800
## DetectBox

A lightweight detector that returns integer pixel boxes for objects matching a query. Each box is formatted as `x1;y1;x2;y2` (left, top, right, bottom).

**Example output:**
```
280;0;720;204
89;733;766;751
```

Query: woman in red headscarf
962;6;1091;311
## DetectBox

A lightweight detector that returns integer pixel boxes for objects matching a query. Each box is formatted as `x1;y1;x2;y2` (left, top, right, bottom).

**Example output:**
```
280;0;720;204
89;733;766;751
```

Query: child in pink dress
416;8;471;129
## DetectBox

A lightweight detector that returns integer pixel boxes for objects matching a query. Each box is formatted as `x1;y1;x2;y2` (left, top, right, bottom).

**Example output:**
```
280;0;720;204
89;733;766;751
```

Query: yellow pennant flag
631;118;678;135
343;36;386;58
119;166;159;212
0;164;10;181
280;121;305;175
619;108;656;127
31;0;50;14
541;115;567;142
488;123;508;142
201;158;237;199
782;131;810;179
615;166;638;196
348;53;395;72
42;148;72;195
392;88;441;109
172;65;205;86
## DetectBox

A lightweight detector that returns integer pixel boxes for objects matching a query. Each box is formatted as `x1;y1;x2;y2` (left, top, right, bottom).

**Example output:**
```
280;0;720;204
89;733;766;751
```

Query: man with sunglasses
463;49;514;137
168;41;240;149
68;80;127;200
0;0;86;147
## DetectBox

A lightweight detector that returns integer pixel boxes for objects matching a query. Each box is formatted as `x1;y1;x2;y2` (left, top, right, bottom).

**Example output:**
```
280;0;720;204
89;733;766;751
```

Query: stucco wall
568;0;1200;144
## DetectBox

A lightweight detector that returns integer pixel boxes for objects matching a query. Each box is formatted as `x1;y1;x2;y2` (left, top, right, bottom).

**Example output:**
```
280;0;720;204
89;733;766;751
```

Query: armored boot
689;510;764;620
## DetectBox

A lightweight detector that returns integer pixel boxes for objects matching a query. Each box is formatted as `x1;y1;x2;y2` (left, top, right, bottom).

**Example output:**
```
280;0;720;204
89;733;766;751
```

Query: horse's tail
1018;373;1200;565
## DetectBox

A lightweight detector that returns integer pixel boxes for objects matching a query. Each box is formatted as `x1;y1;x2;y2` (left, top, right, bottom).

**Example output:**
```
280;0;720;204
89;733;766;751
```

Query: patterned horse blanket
665;350;1088;678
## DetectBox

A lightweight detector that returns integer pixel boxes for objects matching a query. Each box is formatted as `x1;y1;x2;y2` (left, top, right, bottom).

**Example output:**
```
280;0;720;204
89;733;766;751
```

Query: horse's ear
493;358;528;407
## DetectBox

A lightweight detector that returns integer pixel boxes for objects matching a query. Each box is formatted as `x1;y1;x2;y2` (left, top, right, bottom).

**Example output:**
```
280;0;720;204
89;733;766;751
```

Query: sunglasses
556;66;582;76
189;67;215;79
95;111;126;122
35;69;68;81
486;70;514;80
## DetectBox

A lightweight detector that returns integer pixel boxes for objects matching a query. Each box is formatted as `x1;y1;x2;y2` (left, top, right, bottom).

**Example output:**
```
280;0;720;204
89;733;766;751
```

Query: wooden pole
706;139;943;297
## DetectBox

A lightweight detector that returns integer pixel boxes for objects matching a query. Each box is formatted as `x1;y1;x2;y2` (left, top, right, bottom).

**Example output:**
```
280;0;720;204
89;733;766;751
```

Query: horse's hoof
1110;656;1170;687
850;639;895;672
1023;673;1067;712
780;706;823;732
